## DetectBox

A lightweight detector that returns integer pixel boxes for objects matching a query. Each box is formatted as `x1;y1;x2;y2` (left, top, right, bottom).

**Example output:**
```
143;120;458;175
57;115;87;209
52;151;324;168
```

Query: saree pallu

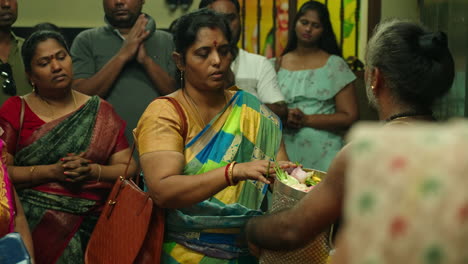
163;91;282;264
14;96;124;264
0;139;15;238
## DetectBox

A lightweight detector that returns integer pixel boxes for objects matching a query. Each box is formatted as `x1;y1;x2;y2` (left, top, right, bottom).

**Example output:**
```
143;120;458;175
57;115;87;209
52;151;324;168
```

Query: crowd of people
0;0;463;263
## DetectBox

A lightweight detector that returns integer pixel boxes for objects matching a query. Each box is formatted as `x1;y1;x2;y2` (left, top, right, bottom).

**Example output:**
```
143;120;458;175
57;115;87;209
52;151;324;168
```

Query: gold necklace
184;90;206;127
183;90;227;128
37;90;78;120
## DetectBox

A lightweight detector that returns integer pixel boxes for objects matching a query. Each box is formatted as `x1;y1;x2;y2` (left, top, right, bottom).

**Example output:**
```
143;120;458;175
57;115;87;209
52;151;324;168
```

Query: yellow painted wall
358;0;420;62
15;0;201;28
242;0;362;58
381;0;420;21
358;0;368;61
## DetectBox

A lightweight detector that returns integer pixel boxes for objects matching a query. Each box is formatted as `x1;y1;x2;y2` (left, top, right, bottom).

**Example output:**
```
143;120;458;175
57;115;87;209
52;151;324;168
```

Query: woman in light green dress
272;1;358;171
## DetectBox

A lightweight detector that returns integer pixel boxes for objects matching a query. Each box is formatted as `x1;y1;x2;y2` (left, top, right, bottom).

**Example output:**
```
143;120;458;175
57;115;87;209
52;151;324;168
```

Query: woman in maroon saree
0;30;137;263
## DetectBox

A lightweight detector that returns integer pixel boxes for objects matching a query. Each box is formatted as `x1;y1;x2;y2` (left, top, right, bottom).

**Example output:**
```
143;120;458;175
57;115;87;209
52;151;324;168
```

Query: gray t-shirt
71;17;176;144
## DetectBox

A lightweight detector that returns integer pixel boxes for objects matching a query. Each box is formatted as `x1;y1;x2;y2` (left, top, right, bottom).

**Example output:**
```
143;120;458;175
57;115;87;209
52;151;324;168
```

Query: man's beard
106;14;138;29
0;14;17;28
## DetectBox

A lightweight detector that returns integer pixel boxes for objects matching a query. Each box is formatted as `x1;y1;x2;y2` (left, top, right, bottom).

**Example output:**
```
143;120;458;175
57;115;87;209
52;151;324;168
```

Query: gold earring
31;82;36;93
180;71;184;88
371;85;375;90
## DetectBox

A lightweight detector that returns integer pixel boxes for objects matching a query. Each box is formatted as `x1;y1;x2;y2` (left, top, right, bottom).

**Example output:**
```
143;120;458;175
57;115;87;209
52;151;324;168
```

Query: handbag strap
123;143;135;180
158;96;188;139
126;96;188;183
16;96;25;153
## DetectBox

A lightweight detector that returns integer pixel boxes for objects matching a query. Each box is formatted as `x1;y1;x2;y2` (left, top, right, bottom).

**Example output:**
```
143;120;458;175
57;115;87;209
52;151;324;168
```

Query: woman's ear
371;67;383;94
172;52;185;72
25;72;34;87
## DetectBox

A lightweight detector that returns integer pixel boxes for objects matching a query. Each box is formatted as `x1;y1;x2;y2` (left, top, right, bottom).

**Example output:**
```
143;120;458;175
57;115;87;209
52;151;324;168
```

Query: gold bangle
228;161;237;186
96;164;102;182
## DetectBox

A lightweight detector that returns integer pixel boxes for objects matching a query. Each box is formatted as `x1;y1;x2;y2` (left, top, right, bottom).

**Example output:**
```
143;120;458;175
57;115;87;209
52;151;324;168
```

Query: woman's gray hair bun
418;31;449;59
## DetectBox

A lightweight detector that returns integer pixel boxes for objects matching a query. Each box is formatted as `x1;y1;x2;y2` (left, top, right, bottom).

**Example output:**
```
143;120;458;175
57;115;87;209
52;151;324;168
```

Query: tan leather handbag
85;97;187;264
85;172;159;264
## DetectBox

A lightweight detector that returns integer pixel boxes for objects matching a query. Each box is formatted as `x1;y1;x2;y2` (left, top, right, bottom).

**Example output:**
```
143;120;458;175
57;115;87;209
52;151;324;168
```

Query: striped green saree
162;90;282;264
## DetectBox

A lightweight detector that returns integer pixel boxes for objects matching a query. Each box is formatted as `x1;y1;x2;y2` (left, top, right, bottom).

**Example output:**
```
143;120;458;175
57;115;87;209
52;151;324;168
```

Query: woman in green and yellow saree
0;30;137;263
134;9;293;264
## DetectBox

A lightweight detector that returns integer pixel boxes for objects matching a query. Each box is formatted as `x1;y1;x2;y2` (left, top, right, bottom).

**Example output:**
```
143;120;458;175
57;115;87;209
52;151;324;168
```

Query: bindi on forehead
195;27;227;48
